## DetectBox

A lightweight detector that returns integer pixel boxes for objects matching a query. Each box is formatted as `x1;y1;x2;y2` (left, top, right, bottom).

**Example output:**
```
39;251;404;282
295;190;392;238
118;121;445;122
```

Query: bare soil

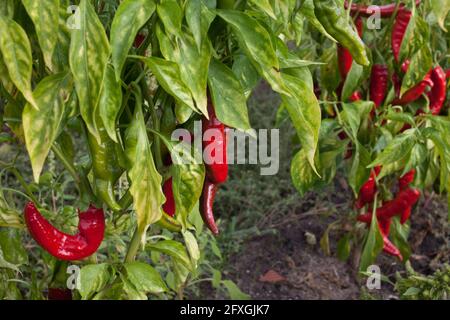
223;183;449;300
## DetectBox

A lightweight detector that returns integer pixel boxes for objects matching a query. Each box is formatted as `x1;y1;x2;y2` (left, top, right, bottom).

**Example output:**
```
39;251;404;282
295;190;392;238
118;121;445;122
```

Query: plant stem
140;78;163;170
124;227;143;263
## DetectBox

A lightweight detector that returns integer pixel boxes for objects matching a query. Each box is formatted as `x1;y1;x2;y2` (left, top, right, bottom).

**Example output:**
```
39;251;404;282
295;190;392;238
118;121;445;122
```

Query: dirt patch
222;187;448;300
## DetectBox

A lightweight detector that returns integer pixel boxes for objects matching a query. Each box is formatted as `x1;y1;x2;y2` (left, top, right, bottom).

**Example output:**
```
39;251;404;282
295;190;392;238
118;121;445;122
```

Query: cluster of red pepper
161;97;228;236
344;1;449;259
355;168;420;259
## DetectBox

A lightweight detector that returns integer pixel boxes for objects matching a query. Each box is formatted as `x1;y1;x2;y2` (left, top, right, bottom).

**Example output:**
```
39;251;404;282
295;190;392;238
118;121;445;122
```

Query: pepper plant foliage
0;0;327;299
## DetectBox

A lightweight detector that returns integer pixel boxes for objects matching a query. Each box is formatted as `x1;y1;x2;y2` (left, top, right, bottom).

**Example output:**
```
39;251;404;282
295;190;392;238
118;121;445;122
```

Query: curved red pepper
355;166;381;209
428;66;447;115
133;33;146;48
345;0;421;18
359;188;420;221
398;169;416;224
399;169;416;191
200;180;219;236
392;70;434;105
25;202;105;261
392;8;412;63
203;100;228;185
162;178;176;217
357;214;402;260
370;64;389;108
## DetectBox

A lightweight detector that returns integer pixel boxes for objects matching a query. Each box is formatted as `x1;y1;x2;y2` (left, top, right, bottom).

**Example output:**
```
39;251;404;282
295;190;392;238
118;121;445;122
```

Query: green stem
9;168;39;204
140;77;163;170
125;227;143;263
51;144;79;184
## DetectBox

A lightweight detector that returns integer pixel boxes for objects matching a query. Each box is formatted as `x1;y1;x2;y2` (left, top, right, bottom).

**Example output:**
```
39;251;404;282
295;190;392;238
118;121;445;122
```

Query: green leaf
208;59;251;131
291;149;321;196
217;10;279;70
222;280;251;300
232;53;261;98
431;0;450;31
341;101;374;140
337;234;351;261
22;0;60;71
281;72;321;172
0;15;37;109
0;0;15;18
147;240;192;271
0;229;28;266
124;262;168;294
341;61;364;102
110;0;156;80
125;93;164;233
158;29;211;116
69;0;110;140
349;142;372;196
79;263;111;300
300;0;336;42
249;0;276;19
99;65;123;142
157;0;183;37
140;56;196;111
359;211;384;272
182;230;200;269
185;0;216;51
369;131;417;168
401;45;433;96
23;73;72;182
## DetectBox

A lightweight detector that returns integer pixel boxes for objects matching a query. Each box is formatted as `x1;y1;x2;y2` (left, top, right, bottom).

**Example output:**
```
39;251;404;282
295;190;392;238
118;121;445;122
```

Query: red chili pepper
357;214;402;260
392;70;434;105
162;178;175;218
345;0;421;18
24;202;105;261
200;179;219;236
446;69;450;79
399;169;416;191
370;64;389;109
428;66;447;115
203;100;228;185
133;33;146;48
349;91;362;102
362;188;420;220
398;169;416;224
383;235;403;260
355;166;381;209
392;8;412;63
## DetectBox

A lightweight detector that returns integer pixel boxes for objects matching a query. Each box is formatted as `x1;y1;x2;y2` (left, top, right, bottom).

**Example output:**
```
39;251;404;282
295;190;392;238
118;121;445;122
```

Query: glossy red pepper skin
392;70;434;105
162;178;176;217
345;0;421;18
133;34;145;48
357;214;402;260
25;202;105;261
203;101;228;185
399;169;416;191
355;166;381;209
370;64;389;108
359;188;420;221
428;66;447;115
392;9;412;63
398;169;416;224
200;180;219;236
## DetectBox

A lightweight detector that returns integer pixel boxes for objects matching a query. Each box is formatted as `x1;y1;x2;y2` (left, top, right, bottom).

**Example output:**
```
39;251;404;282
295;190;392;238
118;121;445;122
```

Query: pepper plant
292;0;450;270
0;0;331;299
